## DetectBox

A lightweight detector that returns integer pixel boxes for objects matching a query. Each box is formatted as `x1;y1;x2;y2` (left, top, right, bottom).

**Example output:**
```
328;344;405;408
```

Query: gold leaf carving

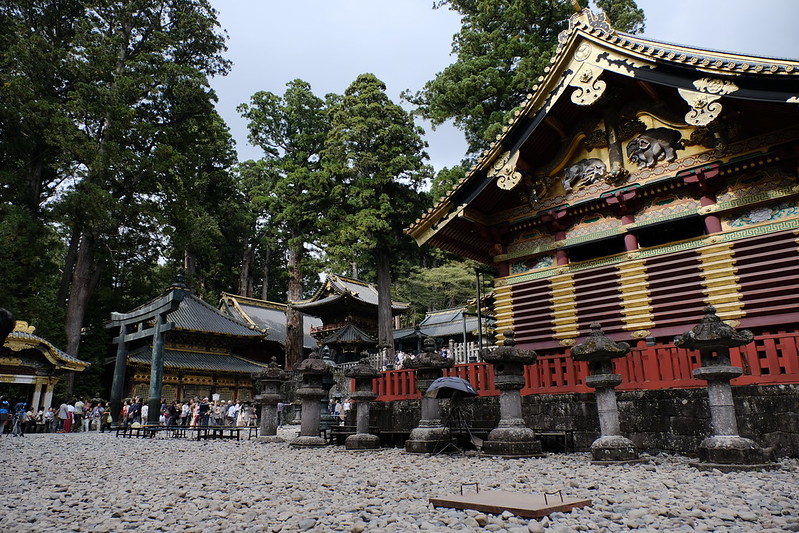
12;321;35;334
630;330;651;339
693;78;738;95
575;42;592;62
678;88;722;126
570;67;606;106
489;150;522;190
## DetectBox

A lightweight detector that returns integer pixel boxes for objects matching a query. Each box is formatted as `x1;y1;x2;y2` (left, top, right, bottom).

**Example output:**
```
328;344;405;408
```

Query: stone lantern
404;336;455;453
343;357;381;450
481;330;542;457
252;357;287;442
291;351;333;447
674;305;773;471
571;323;641;464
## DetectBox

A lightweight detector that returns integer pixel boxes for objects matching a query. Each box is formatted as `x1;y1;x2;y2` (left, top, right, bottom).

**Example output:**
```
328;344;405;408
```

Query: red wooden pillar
681;165;721;234
606;189;639;251
541;208;571;265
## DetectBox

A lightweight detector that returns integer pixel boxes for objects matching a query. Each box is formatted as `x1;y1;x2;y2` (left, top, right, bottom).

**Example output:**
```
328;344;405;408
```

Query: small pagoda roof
394;307;490;340
292;274;408;319
4;322;89;372
321;323;377;345
218;293;320;349
128;347;269;374
407;8;799;261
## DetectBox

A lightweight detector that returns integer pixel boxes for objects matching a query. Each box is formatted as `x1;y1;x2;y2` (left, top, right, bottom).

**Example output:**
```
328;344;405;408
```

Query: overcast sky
208;0;799;173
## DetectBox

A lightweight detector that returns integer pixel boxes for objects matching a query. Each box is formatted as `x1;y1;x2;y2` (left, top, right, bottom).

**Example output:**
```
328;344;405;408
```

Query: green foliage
394;259;480;326
430;164;469;205
406;0;645;156
323;73;433;266
238;80;333;256
0;0;238;394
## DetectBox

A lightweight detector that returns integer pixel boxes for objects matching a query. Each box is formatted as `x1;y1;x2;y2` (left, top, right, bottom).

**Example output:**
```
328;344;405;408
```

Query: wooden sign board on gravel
430;490;591;518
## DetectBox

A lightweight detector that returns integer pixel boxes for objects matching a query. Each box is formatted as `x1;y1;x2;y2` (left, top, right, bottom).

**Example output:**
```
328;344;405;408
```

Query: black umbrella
425;377;479;399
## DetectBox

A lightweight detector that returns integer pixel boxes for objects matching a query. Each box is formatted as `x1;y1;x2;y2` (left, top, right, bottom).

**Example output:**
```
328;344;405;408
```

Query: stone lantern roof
344;357;381;380
571;323;630;362
252;356;287;381
403;336;454;370
293;351;333;375
482;329;537;365
674;305;754;350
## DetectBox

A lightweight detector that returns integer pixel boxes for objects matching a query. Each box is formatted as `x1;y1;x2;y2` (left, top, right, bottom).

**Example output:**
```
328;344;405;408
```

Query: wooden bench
194;426;242;441
115;425;154;438
532;429;574;453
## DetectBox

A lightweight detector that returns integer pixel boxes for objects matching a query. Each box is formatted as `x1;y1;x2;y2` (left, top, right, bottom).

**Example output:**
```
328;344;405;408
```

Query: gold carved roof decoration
13;321;35;334
489;150;522;190
678;78;739;127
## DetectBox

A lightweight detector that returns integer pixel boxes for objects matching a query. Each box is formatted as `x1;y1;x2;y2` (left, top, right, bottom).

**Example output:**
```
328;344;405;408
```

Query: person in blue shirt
0;396;10;435
11;397;27;436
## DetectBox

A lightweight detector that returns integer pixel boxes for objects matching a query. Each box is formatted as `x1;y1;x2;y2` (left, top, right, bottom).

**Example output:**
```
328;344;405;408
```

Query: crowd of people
0;395;258;435
0;396;113;436
119;397;258;428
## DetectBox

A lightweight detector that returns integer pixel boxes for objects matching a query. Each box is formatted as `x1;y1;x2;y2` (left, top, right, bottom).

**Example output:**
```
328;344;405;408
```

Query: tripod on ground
9;415;23;437
434;392;482;455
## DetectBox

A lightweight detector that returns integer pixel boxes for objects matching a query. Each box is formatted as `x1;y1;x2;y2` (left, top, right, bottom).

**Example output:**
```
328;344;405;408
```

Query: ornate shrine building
115;286;271;402
218;292;321;353
292;275;408;364
408;9;799;379
1;321;88;411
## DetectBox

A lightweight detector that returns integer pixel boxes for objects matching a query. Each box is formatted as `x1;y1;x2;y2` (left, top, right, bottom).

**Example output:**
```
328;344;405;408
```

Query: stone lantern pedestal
291;351;333;447
405;337;455;454
572;323;641;464
253;357;287;443
481;330;542;457
675;306;774;471
344;358;381;450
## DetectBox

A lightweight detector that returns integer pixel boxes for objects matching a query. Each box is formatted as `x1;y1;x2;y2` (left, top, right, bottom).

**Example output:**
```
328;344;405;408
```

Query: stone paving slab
0;427;796;532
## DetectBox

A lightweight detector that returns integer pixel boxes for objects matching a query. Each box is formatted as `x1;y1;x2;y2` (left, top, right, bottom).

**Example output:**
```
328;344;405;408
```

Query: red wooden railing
372;329;799;401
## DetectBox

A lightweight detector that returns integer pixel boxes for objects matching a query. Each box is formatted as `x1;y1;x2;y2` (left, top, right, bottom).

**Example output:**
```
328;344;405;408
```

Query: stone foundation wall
370;384;799;457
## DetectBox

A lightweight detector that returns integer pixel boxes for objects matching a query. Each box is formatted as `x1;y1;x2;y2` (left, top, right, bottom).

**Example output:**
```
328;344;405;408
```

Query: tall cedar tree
405;0;644;156
51;0;230;362
238;80;333;369
0;0;86;342
323;74;432;354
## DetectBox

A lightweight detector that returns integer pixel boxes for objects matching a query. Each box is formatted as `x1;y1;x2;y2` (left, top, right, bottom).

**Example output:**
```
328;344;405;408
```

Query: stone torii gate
108;283;186;426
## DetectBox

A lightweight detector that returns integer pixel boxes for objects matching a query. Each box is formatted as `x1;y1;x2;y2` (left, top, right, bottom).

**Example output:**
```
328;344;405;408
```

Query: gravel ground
0;427;797;532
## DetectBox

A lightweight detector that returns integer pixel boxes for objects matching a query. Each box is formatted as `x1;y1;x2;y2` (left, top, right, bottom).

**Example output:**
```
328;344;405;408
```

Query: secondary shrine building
408;9;799;383
112;285;272;403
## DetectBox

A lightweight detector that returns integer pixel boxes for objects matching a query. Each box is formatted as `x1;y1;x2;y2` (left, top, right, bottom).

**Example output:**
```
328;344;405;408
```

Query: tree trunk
57;228;82;308
239;240;254;297
183;248;195;280
261;245;270;301
375;248;394;358
64;232;100;368
350;262;359;279
285;245;304;369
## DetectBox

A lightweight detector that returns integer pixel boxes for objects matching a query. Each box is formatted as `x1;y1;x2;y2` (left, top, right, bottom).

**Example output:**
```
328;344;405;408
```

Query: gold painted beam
617;260;655;335
697;243;745;320
549;273;579;342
